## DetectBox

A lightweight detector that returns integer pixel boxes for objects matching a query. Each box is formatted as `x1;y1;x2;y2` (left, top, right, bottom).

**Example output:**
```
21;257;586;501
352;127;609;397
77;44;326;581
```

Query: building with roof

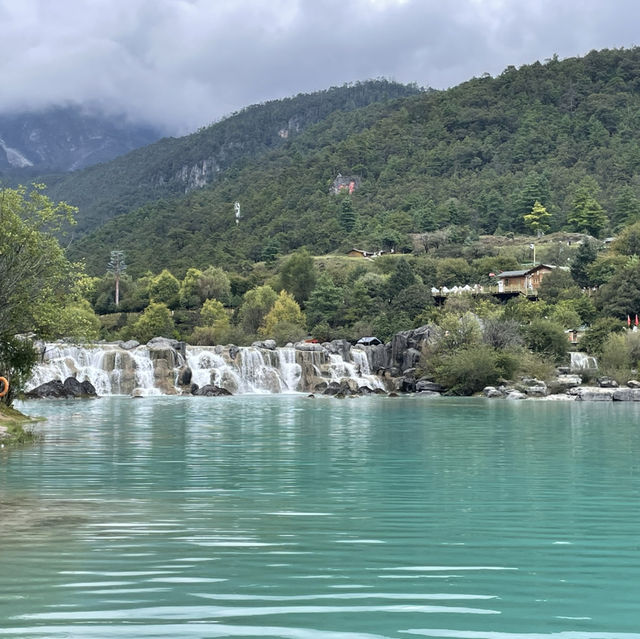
496;264;554;293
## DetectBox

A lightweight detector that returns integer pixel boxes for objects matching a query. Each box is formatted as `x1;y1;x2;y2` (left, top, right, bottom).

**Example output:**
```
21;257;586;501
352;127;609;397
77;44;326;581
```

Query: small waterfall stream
28;341;390;396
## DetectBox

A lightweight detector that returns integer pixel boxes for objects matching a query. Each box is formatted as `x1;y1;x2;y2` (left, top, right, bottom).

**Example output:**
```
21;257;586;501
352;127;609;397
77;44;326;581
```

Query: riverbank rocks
483;386;504;398
627;380;640;388
597;376;619;388
613;388;640;401
252;340;276;350
25;377;98;399
567;386;616;401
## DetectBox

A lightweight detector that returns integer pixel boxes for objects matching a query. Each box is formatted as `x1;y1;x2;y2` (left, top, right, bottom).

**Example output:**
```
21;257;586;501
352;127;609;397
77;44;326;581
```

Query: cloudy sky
1;0;639;134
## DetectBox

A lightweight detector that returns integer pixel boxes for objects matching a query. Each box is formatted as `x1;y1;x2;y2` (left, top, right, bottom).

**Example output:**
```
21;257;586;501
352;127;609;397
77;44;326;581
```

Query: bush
433;344;506;395
524;319;568;363
129;302;175;344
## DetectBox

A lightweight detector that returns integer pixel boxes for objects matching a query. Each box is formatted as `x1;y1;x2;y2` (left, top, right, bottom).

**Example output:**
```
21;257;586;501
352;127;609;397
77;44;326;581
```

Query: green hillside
41;80;419;235
69;48;640;277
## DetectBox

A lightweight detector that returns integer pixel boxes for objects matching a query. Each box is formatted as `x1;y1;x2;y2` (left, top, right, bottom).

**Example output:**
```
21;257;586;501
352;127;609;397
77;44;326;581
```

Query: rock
26;378;97;399
120;340;139;350
131;388;146;398
613;388;640;401
307;394;315;398
401;377;416;393
402;348;421;372
627;380;640;388
178;366;192;386
63;377;85;397
313;380;328;392
388;392;399;397
483;386;504;398
252;340;276;350
525;385;547;398
568;386;615;401
556;366;571;375
555;374;582;388
416;379;444;393
25;380;68;399
295;342;325;352
80;380;97;397
505;390;527;400
358;386;374;395
417;390;441;397
597;376;619;388
192;385;233;397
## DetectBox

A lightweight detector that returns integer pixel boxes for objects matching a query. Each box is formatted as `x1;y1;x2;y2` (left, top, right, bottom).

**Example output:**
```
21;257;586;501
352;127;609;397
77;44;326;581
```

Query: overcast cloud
1;0;639;134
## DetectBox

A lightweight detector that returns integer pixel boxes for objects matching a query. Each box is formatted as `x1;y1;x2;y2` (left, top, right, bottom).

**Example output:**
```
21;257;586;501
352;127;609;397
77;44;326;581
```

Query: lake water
2;396;640;638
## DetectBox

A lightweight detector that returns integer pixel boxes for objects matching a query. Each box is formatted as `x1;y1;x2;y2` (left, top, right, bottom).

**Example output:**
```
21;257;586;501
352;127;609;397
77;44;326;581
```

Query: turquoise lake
2;396;640;638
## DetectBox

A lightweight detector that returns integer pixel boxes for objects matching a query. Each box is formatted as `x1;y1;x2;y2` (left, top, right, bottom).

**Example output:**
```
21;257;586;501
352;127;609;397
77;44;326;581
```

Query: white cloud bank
1;0;638;133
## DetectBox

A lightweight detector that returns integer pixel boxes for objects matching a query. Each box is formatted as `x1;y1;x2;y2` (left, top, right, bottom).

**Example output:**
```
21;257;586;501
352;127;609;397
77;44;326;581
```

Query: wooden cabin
496;264;554;292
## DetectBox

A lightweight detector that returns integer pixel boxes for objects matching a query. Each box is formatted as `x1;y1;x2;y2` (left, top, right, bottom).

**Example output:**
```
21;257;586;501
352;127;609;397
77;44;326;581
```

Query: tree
567;178;608;237
179;268;204;308
524;319;568;362
130;302;175;344
339;197;356;231
200;298;228;326
523;200;551;236
148;269;180;308
279;249;316;304
386;258;416;298
197;266;231;305
238;285;278;334
107;250;126;307
305;274;344;327
260;290;306;338
570;240;598;287
0;185;78;404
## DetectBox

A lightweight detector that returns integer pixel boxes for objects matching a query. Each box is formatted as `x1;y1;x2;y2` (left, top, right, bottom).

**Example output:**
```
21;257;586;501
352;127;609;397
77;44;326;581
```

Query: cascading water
29;342;388;396
27;344;113;395
571;352;598;371
278;347;301;392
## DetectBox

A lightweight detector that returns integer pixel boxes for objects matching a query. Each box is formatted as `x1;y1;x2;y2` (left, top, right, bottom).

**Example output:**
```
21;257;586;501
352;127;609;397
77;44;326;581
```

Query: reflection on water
2;396;640;637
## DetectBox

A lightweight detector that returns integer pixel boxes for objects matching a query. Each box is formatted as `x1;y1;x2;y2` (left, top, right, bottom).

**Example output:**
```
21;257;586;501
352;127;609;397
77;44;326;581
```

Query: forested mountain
69;48;640;277
0;106;162;173
42;81;420;234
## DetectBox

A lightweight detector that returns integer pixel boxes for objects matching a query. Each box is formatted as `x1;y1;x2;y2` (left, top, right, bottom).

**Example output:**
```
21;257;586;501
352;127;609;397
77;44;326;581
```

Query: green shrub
524;319;568;363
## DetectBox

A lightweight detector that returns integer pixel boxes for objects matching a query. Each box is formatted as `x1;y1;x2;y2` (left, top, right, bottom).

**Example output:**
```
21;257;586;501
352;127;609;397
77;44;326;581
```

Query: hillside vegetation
67;48;640;277
42;80;419;236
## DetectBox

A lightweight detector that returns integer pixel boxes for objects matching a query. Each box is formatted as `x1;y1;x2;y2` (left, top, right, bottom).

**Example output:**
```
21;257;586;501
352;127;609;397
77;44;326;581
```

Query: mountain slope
70;48;640;277
0;106;162;173
42;81;420;235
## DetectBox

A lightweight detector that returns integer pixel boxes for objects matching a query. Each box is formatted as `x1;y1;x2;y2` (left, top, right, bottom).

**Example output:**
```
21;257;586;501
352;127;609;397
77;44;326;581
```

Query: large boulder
416;379;444;393
567;386;615;401
192;385;233;397
613;388;640;401
26;377;97;399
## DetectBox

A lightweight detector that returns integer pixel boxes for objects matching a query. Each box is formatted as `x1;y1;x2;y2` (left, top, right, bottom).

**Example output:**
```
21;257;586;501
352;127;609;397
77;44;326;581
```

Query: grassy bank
0;404;41;446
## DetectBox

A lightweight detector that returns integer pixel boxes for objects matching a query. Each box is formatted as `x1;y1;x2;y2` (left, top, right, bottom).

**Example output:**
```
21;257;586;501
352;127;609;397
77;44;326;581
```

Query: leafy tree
130;302;175;343
523;200;551;236
537;269;581;303
107;250;126;307
612;186;640;228
55;300;101;341
197;266;231;305
0;185;78;404
524;319;568;362
149;269;180;308
238;285;278;334
391;283;434;320
611;221;640;256
260;290;306;337
200;298;228;326
580;317;626;355
279;249;316;304
179;268;204;308
595;258;640;318
482;319;523;350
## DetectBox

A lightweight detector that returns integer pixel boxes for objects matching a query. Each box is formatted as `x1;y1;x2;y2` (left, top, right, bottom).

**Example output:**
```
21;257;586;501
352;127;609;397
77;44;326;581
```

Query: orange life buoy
0;377;9;398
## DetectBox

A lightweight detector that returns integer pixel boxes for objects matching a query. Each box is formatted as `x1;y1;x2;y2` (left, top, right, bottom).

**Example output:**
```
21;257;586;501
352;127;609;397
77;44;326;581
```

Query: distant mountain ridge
0;106;163;173
40;81;421;234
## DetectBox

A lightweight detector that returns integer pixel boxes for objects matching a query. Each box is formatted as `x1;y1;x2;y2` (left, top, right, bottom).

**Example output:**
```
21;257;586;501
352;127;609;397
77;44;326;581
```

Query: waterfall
26;344;113;394
28;341;390;396
277;347;301;392
570;352;598;371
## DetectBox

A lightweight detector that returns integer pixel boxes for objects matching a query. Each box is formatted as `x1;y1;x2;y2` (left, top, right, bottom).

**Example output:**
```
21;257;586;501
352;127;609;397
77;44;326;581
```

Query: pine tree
523;200;551;236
